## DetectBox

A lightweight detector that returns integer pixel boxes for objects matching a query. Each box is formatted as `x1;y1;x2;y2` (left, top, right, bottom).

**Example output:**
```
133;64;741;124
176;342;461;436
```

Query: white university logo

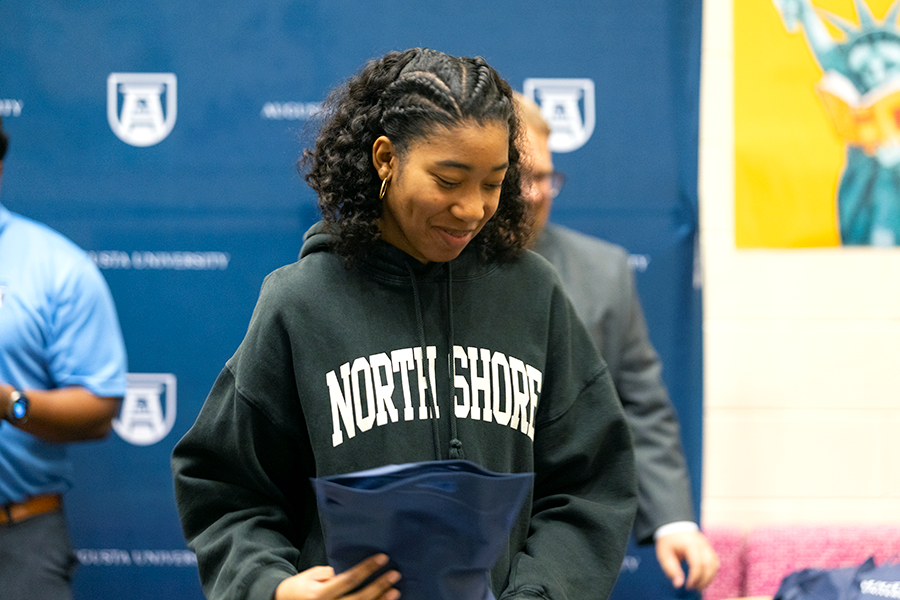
107;73;177;147
113;373;177;446
523;78;595;153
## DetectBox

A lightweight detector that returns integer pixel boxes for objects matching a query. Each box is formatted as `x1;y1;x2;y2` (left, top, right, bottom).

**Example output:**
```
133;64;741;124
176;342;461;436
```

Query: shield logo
113;373;177;446
523;78;595;153
107;73;177;147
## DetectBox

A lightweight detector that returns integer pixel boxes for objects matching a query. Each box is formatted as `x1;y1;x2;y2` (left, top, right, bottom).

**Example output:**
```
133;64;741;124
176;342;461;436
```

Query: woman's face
374;120;509;263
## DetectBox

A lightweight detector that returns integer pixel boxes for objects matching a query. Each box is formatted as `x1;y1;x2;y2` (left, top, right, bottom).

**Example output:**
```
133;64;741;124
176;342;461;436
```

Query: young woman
172;48;637;600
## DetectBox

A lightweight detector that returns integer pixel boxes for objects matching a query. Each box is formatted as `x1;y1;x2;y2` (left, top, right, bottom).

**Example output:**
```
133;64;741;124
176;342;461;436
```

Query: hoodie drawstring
446;261;464;460
405;261;465;461
406;262;443;461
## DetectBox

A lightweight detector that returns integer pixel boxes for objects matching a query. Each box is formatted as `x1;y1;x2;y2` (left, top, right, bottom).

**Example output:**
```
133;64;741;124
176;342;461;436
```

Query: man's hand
655;530;720;591
274;554;401;600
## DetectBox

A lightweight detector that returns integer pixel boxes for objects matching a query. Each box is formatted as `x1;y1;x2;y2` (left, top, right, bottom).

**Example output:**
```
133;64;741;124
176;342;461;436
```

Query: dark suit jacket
534;223;695;544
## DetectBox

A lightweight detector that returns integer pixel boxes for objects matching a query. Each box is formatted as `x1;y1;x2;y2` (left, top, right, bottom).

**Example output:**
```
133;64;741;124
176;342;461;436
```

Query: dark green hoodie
172;222;637;600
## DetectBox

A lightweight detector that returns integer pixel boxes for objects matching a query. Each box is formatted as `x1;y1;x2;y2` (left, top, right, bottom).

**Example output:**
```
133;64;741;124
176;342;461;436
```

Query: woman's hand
274;554;401;600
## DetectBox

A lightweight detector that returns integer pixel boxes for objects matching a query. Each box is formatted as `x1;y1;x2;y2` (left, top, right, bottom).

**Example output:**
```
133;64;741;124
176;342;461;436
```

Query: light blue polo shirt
0;203;127;504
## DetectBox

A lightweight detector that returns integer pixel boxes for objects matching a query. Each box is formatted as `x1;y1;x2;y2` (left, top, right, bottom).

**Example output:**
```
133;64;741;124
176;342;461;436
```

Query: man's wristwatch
5;389;29;423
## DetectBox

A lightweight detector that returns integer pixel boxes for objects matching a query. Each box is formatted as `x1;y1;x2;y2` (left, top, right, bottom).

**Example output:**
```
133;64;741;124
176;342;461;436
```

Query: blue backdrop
0;1;703;598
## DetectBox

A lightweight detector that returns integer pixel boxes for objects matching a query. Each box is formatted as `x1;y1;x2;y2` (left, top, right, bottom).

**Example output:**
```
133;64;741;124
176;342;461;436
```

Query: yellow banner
735;0;900;247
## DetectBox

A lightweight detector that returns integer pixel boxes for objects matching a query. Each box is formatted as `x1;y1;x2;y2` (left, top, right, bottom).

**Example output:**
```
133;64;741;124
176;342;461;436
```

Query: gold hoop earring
379;178;389;200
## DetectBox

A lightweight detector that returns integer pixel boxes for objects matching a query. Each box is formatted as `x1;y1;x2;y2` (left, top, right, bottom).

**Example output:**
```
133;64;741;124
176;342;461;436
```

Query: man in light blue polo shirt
0;117;128;600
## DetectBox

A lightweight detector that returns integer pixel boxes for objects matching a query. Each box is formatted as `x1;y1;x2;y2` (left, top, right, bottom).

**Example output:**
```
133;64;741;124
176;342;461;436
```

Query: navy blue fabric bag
312;460;534;600
774;557;900;600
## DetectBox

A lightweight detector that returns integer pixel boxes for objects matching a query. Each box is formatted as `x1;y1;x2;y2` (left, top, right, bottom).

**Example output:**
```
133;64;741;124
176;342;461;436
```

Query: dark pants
0;510;79;600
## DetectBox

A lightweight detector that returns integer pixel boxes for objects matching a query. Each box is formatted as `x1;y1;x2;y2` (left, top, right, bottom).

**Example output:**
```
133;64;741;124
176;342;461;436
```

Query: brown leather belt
0;493;62;526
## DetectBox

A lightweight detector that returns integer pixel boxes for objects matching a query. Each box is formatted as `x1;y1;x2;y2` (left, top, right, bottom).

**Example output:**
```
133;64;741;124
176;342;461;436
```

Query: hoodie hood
299;220;497;283
301;220;489;460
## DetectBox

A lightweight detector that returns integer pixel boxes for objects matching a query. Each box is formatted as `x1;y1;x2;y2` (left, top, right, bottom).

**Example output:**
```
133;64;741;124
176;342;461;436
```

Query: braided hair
301;48;528;263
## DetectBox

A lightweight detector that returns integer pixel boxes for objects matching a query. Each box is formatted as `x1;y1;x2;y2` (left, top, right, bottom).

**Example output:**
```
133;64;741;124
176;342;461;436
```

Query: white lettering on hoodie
327;345;542;447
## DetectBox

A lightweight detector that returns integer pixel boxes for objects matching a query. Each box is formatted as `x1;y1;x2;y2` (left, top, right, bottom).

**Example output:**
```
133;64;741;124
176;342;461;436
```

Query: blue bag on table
311;459;534;600
774;556;900;600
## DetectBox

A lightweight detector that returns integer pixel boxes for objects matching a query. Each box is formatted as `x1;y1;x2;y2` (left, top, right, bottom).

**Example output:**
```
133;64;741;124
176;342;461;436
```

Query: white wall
699;0;900;528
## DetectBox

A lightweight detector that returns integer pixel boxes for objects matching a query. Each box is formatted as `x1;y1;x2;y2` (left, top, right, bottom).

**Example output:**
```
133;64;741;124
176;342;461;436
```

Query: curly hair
0;117;8;162
300;48;529;264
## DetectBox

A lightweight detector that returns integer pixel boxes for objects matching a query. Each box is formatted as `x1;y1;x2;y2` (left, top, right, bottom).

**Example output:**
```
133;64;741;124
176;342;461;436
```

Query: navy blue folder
312;460;534;600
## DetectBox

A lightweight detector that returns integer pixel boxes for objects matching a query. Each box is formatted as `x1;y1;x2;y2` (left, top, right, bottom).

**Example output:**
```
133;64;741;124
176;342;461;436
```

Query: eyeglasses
524;170;566;198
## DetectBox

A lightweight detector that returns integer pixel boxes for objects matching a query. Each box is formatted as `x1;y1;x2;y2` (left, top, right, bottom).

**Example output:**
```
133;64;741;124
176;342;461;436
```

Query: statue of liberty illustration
774;0;900;245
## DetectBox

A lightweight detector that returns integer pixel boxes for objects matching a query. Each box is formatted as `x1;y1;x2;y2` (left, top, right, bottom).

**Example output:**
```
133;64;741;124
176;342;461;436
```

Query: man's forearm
1;383;121;442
